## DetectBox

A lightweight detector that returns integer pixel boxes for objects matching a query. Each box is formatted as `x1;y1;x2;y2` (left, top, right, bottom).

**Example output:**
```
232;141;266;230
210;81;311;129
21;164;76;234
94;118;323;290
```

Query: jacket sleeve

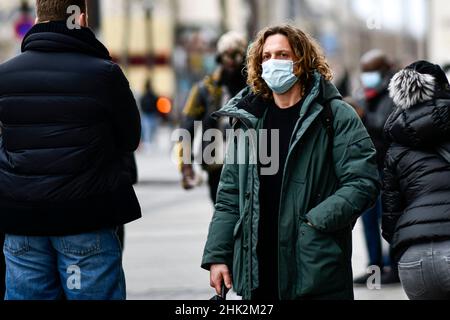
201;151;240;270
306;101;381;233
381;149;405;243
109;64;141;152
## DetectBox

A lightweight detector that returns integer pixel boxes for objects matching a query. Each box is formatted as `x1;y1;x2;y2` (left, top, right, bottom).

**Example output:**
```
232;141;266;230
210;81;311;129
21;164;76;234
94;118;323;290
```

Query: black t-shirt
256;98;303;299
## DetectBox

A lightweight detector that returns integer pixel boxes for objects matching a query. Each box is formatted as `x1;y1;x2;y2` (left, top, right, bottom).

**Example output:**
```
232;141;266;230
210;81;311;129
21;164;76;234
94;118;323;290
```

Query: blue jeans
3;228;125;300
141;113;159;144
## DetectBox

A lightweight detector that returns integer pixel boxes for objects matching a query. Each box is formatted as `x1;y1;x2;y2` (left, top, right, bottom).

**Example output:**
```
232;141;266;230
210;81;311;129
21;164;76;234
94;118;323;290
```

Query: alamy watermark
67;265;81;290
366;265;382;290
171;121;280;176
66;5;82;30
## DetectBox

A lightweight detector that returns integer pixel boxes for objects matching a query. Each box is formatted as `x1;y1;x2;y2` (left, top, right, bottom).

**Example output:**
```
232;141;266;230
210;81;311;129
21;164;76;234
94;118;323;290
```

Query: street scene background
1;0;450;300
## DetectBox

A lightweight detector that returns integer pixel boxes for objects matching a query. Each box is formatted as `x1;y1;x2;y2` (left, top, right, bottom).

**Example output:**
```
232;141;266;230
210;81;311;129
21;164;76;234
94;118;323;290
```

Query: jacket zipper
215;110;255;299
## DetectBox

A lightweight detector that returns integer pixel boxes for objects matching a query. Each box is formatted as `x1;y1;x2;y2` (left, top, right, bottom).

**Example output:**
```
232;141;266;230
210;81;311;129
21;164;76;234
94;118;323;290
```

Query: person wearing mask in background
354;49;399;285
140;79;160;151
202;24;379;300
0;0;141;300
177;31;248;204
343;96;365;120
383;61;450;300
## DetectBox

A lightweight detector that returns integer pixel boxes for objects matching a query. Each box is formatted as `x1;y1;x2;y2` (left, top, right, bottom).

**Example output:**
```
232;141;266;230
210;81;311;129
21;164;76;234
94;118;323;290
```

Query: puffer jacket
0;21;141;236
382;70;450;260
202;72;380;300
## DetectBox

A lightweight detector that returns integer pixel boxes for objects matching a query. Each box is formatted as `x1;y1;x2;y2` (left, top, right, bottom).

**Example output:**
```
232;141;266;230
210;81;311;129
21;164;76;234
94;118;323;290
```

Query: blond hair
246;24;333;98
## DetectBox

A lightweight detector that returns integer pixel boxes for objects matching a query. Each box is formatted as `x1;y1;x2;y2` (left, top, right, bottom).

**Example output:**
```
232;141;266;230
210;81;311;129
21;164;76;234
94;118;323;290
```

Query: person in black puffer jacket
383;60;450;300
0;0;141;300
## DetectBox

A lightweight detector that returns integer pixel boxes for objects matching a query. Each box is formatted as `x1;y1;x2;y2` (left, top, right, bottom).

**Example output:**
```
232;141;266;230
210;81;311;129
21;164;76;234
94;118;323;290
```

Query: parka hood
389;68;435;110
386;61;450;148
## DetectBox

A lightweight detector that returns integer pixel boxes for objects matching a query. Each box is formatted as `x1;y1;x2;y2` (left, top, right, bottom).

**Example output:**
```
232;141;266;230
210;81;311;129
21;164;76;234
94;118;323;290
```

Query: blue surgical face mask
361;71;382;89
262;59;299;94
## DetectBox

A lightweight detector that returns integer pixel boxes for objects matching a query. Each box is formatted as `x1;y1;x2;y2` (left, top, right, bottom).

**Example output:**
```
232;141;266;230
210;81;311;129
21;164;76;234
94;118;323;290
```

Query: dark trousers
361;195;397;271
361;196;384;268
0;233;6;300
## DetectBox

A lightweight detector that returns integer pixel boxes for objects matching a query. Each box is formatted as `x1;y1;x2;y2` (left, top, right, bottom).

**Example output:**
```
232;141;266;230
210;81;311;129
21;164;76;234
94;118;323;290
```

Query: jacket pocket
296;221;347;297
60;230;104;257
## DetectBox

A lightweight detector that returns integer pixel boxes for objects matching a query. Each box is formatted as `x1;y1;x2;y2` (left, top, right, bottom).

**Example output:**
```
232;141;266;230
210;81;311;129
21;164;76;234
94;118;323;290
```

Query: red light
157;97;172;114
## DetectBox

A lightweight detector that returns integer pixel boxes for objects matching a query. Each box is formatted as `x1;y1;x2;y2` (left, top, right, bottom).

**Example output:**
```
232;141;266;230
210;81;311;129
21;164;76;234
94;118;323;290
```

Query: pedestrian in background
383;60;450;300
0;0;141;300
343;96;365;120
177;31;248;204
354;49;399;285
140;79;161;151
202;24;380;300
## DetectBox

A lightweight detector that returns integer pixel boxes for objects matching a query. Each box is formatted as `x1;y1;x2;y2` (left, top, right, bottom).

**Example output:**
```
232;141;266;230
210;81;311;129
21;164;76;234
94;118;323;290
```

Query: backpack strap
320;98;358;228
320;100;335;142
319;98;338;161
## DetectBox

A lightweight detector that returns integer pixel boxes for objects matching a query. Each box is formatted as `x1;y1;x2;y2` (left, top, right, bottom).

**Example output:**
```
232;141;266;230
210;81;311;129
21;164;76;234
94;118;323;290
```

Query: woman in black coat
382;60;450;300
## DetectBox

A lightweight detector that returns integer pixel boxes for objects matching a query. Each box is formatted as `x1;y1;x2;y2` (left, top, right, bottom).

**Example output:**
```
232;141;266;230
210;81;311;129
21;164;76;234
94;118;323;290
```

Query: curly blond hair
246;24;333;98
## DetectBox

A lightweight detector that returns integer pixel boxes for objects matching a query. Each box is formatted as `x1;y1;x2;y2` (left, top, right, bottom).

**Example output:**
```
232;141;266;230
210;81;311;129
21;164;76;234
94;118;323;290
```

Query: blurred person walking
383;61;450;300
178;31;248;204
353;49;399;285
139;79;160;151
0;0;141;300
202;24;380;300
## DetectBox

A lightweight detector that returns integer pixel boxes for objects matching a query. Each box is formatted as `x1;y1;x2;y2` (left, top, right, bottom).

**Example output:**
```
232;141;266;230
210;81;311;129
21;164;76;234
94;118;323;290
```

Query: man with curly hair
201;24;380;300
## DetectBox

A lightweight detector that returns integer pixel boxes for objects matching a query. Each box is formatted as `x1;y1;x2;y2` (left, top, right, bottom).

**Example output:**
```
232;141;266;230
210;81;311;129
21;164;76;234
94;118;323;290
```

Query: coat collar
21;21;112;60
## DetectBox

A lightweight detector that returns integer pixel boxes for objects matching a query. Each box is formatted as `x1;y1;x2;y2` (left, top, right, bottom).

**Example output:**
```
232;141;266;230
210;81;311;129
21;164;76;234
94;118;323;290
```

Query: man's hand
210;264;232;295
181;164;196;190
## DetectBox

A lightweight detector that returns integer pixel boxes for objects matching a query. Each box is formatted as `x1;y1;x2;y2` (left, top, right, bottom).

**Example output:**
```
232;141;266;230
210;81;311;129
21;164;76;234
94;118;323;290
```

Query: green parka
202;72;380;300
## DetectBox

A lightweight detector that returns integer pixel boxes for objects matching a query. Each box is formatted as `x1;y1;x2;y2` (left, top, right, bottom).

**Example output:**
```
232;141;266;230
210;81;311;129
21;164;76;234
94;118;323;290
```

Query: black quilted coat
0;22;141;235
382;65;450;260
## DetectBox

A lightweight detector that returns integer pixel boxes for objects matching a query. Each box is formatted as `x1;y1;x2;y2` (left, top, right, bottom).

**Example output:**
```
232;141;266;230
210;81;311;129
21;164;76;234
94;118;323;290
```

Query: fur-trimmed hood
388;68;435;109
386;61;450;148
